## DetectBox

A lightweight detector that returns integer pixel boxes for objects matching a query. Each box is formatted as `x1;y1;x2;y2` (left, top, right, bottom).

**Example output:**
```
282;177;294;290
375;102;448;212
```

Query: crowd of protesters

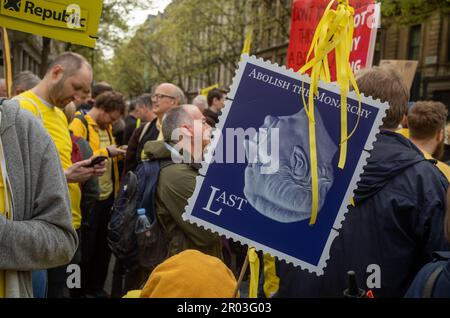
0;51;449;299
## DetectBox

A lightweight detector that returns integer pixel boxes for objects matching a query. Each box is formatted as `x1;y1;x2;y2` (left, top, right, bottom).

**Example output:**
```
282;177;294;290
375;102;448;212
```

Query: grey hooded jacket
0;99;78;298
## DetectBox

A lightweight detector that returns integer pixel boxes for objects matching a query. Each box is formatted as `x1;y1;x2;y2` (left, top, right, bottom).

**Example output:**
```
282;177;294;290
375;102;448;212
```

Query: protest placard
0;0;102;47
183;55;388;274
287;0;380;79
380;60;419;91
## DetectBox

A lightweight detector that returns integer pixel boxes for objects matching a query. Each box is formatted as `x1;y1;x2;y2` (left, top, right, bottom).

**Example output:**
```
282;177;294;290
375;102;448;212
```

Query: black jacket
203;108;221;128
275;131;450;298
122;118;159;176
122;115;138;146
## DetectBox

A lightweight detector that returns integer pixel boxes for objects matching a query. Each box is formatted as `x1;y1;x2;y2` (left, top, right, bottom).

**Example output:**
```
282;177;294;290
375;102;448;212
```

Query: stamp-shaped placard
183;55;388;275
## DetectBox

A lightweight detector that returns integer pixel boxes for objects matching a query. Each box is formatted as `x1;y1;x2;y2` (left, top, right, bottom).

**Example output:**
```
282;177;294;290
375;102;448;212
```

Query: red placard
287;0;379;80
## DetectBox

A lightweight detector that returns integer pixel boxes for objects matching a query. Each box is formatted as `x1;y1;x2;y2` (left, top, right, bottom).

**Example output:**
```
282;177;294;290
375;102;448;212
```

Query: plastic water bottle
135;208;151;237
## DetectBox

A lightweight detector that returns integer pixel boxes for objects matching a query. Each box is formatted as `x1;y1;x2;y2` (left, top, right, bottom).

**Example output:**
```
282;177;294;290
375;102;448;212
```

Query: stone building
1;30;62;79
181;1;449;107
376;12;450;106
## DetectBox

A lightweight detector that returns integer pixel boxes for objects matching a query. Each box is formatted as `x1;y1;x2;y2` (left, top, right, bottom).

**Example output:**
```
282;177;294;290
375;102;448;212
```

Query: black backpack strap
432;251;450;260
75;114;89;142
422;264;445;298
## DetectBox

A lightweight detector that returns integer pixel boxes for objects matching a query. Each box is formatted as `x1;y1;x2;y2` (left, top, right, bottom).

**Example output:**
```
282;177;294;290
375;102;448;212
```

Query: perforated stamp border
183;55;389;275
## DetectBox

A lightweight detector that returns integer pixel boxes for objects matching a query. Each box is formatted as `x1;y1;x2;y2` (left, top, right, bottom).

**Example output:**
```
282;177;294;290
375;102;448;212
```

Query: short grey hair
12;71;41;95
173;86;186;105
192;95;208;111
136;93;152;109
162;105;193;142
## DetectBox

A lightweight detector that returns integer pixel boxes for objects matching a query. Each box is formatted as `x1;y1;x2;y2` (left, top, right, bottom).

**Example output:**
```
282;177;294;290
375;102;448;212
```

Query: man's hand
65;159;95;183
92;158;107;177
106;144;127;157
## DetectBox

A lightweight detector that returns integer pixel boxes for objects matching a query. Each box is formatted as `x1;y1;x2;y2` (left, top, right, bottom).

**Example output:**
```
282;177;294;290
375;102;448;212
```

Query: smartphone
86;156;107;167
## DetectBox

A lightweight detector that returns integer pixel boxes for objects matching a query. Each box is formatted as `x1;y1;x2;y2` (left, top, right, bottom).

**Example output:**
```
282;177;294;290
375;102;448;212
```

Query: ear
438;129;445;142
180;124;193;138
50;65;64;80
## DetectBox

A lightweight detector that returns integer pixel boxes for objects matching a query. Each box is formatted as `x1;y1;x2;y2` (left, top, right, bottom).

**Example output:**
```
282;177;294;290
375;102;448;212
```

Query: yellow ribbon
298;0;362;225
263;254;280;297
248;247;260;298
200;83;219;97
241;29;252;56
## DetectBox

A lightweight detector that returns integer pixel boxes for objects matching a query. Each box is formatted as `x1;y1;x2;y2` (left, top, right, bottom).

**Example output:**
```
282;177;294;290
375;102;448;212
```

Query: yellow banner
0;0;102;48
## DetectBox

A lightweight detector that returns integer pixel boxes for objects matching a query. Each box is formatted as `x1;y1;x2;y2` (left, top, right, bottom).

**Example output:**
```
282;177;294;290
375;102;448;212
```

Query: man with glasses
122;83;185;175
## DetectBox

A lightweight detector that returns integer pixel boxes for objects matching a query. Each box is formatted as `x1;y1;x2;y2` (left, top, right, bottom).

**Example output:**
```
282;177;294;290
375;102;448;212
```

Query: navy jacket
405;252;450;298
274;131;450;298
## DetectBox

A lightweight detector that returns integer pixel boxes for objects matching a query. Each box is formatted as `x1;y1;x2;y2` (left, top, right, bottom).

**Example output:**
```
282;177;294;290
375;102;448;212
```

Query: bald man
143;105;220;260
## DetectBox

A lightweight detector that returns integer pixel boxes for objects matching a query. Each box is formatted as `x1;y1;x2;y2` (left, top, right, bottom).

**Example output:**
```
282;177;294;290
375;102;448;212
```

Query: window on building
408;25;421;60
265;28;272;48
448;20;450;62
278;54;285;66
373;30;382;65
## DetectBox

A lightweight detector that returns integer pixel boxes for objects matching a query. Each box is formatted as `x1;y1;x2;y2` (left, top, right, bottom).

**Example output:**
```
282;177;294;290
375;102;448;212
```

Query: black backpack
421;251;450;298
107;158;172;270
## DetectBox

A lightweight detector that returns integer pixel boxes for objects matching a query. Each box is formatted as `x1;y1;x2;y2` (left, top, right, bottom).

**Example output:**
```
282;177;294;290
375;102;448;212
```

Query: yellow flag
241;30;252;56
0;27;12;97
0;0;102;48
200;83;219;97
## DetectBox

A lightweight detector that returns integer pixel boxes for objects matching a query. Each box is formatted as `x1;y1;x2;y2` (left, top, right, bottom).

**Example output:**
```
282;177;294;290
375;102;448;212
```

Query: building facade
180;1;449;108
1;30;63;80
376;12;450;107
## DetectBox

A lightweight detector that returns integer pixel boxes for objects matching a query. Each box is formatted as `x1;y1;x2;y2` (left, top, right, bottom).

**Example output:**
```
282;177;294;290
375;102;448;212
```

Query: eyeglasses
151;93;176;101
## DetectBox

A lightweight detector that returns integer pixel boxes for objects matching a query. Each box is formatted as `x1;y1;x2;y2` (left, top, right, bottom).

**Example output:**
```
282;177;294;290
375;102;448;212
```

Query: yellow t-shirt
0;166;6;298
98;129;113;200
17;91;81;229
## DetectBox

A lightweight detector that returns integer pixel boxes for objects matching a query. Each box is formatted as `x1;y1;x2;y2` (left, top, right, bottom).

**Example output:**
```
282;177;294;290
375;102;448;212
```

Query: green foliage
381;0;450;24
70;0;153;87
106;0;450;97
108;0;289;96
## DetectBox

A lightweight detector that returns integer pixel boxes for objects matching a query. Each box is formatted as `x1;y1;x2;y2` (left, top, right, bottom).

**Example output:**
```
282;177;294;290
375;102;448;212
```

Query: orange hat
140;249;237;298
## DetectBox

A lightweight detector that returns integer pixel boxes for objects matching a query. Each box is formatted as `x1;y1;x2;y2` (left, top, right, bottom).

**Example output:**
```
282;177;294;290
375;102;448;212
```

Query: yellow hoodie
124;250;237;298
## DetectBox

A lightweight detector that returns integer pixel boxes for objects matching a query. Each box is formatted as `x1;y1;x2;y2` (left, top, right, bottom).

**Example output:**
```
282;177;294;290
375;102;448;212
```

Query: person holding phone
70;90;126;297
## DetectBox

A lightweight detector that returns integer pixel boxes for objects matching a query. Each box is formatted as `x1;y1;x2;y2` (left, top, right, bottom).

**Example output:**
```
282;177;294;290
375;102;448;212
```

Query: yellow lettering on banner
299;0;362;225
0;0;102;48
